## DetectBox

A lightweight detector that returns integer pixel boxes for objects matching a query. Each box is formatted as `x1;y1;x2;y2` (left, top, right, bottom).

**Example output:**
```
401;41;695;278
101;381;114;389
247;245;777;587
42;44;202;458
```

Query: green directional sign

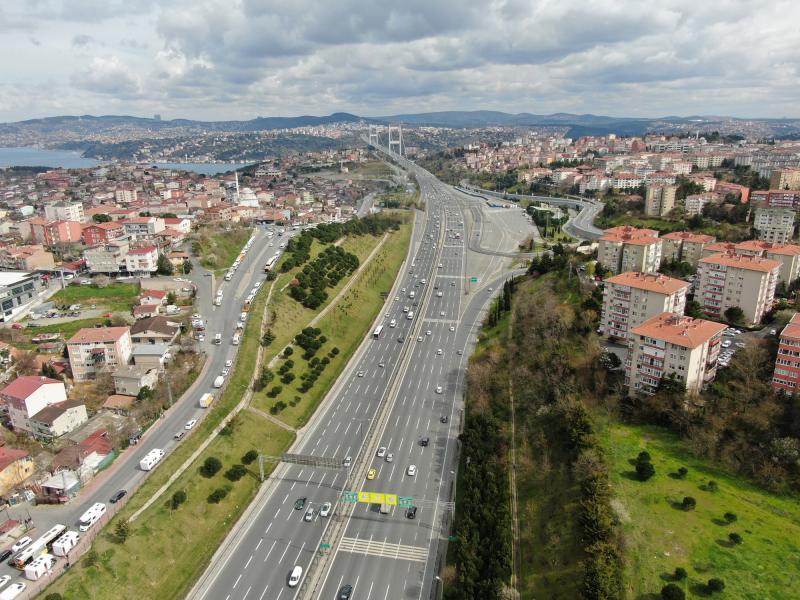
448;535;458;542
341;491;358;503
470;277;478;283
320;543;331;549
398;496;414;508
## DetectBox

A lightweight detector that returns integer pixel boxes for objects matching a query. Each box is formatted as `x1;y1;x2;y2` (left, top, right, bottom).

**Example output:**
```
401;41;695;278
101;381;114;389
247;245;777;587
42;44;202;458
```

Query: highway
193;152;534;599
0;225;291;584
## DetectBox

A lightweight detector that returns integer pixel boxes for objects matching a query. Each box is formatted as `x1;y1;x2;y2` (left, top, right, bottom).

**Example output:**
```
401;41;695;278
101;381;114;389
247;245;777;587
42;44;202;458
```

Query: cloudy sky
1;0;798;122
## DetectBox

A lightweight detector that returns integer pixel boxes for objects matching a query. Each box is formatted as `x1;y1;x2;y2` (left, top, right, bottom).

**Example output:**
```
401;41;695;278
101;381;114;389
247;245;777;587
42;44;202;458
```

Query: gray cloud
72;34;93;47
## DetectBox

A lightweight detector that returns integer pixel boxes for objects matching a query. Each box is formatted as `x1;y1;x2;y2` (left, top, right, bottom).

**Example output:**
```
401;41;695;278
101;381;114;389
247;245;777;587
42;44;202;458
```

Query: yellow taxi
367;468;377;480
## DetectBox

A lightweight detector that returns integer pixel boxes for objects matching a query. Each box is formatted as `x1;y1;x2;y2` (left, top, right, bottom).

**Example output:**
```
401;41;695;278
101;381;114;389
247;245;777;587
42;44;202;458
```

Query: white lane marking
258;586;270;600
255;539;263;551
245;554;253;569
277;541;291;563
263;540;277;563
233;574;242;589
242;586;252;600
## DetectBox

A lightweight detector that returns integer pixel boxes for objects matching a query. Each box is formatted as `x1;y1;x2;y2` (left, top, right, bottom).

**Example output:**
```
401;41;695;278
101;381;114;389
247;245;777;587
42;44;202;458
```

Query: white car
192;313;201;320
288;566;303;587
407;465;417;476
436;349;443;355
343;456;352;467
386;453;394;463
0;583;24;598
357;371;365;377
222;368;230;376
225;359;233;368
304;508;314;522
319;502;332;518
721;340;732;348
449;326;455;332
0;575;10;589
440;311;445;317
435;385;442;394
377;446;387;458
426;330;432;336
11;536;31;553
417;336;423;342
184;419;198;430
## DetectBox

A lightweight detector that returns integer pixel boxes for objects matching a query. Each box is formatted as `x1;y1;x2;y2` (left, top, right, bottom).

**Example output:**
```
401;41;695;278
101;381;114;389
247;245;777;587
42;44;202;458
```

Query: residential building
124;245;159;277
84;240;130;275
139;289;167;305
0;447;34;496
132;343;170;370
661;231;716;267
733;240;800;284
115;188;138;204
113;365;159;396
67;327;132;381
751;189;800;211
770;168;800;191
29;400;88;440
773;313;800;393
82;221;126;247
597;226;662;275
684;192;721;216
696;253;781;325
0;271;44;322
753;207;795;244
625;312;727;395
0;245;55;271
0;375;67;434
601;272;689;340
29;218;82;246
50;429;113;483
123;217;165;240
130;316;180;345
44;201;85;223
644;184;677;217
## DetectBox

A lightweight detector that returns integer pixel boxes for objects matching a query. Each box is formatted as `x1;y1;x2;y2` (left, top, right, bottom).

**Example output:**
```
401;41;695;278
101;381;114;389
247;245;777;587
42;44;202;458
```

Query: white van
288;565;303;587
407;311;414;320
409;291;415;299
389;319;397;328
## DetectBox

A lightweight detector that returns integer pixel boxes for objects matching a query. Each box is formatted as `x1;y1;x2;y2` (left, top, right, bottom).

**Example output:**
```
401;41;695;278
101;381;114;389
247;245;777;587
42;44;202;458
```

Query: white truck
213;375;225;388
199;392;214;408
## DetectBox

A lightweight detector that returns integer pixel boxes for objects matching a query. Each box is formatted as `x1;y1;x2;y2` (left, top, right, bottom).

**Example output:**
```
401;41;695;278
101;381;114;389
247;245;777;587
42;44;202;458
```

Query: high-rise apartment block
753;207;795;244
597;226;662;275
770;168;800;191
601;272;689;341
644;184;677;217
773;313;800;393
661;231;716;267
626;313;726;395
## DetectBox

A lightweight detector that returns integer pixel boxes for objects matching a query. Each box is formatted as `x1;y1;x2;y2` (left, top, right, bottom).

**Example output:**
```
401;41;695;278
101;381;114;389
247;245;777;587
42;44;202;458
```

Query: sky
1;0;798;122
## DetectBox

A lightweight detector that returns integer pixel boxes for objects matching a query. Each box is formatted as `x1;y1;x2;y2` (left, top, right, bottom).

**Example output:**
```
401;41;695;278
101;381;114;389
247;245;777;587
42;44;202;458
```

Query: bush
723;512;738;523
200;456;223;478
45;595;64;600
225;464;247;481
170;490;187;509
83;550;99;567
681;496;696;511
114;520;130;543
636;460;656;481
729;532;743;545
673;567;688;581
708;578;726;593
267;385;283;398
280;372;295;384
283;346;293;357
707;480;719;492
637;451;651;463
242;450;258;465
207;488;229;504
661;583;685;600
677;467;688;479
331;347;340;355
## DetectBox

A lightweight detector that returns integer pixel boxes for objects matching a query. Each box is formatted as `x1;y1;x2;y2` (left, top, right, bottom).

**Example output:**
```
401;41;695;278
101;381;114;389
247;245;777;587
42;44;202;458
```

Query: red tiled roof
68;326;130;344
0;447;30;472
631;312;727;349
128;246;157;255
661;231;716;244
141;289;166;298
606;271;689;295
0;376;62;402
699;252;782;273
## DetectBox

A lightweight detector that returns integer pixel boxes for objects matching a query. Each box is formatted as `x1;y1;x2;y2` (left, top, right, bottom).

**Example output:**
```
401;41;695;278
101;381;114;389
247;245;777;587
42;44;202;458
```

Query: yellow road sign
352;491;399;505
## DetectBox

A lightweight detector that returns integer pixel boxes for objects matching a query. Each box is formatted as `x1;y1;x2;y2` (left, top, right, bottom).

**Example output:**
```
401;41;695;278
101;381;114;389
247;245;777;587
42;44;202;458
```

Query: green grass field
49;282;140;311
601;422;800;599
194;226;252;272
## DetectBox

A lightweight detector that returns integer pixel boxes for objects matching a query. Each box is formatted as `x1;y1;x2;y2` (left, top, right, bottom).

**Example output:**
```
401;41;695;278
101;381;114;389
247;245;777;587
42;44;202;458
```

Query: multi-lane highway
0;226;289;582
194;155;535;599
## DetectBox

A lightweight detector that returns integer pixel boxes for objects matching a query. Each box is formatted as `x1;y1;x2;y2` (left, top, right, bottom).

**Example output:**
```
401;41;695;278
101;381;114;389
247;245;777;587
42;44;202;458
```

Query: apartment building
751;190;800;210
82;221;126;247
770;168;800;191
123;217;165;240
700;240;800;284
0;245;55;271
753;207;795;244
0;271;43;322
661;231;716;267
597;226;662;275
67;327;132;381
644;184;677;217
124;245;159;277
84;240;130;275
44;201;85;223
601;272;689;341
114;188;138;204
696;253;781;325
773;313;800;393
29;218;83;246
626;312;727;395
0;375;67;435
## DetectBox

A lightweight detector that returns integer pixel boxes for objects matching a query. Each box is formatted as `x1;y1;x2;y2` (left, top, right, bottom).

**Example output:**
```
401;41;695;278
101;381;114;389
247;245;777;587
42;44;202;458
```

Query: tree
166;291;177;305
157;253;174;276
170;490;187;509
14;350;38;376
673;567;688;581
681;496;696;511
207;487;228;503
45;594;64;600
261;330;276;347
723;306;745;325
94;274;110;288
636;460;656;481
93;213;112;223
708;578;726;593
728;532;743;544
200;456;223;478
114;519;130;543
723;512;737;523
83;550;100;567
225;464;247;481
676;467;688;479
706;480;719;492
637;451;651;463
242;450;258;465
684;299;705;319
183;260;193;274
283;346;293;357
661;583;685;600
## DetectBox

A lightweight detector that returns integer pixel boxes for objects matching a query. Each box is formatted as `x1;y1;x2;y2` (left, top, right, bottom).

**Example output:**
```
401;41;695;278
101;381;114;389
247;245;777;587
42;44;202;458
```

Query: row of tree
288;245;359;309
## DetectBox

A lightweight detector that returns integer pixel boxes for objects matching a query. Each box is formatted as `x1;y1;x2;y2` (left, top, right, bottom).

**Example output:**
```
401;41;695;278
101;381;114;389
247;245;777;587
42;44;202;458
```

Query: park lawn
253;224;410;428
49;282;140;311
195;226;252;272
42;416;294;600
600;422;800;599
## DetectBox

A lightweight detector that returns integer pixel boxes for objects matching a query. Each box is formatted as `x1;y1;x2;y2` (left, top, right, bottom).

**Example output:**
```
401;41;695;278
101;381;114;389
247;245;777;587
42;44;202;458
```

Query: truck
213;375;225;388
199;392;214;408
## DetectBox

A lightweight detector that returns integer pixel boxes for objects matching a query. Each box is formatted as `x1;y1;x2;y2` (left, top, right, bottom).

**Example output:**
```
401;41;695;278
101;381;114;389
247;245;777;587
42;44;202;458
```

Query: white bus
139;449;165;471
264;254;279;272
373;325;383;339
52;530;80;557
13;523;66;569
78;503;107;532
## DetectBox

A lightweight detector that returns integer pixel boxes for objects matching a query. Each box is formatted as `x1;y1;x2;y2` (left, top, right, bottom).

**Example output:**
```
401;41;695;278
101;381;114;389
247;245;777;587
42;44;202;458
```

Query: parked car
110;489;127;504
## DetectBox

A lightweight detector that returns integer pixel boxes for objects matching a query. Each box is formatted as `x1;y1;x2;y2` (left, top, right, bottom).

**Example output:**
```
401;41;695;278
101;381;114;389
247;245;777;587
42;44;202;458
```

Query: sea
0;147;249;175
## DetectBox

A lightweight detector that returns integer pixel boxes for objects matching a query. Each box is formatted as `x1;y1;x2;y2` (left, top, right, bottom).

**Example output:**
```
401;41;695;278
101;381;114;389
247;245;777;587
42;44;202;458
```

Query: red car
11;323;24;330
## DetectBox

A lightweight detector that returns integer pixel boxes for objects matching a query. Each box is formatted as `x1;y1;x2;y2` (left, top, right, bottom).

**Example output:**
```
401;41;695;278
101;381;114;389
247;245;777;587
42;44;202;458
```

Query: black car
419;437;429;447
0;549;12;562
406;506;417;519
338;584;353;599
440;416;448;424
398;337;405;343
294;497;307;510
110;489;127;503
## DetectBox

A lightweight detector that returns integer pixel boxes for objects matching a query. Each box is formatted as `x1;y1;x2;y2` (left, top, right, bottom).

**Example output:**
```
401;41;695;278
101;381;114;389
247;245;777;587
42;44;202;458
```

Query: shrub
83;550;99;567
267;385;283;397
200;456;223;478
280;372;295;384
677;467;688;479
45;595;64;600
681;496;696;511
707;480;719;492
207;488;229;504
637;451;651;463
729;532;743;545
661;583;685;600
321;356;330;365
723;512;738;523
242;450;258;465
283;347;293;357
673;567;687;581
708;578;725;593
331;347;340;355
635;460;656;481
114;520;130;543
225;464;247;481
170;490;187;509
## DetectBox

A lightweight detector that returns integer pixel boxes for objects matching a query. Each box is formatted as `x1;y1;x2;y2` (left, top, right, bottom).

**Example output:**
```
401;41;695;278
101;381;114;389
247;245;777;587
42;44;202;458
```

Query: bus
213;333;222;345
263;254;279;272
12;523;66;569
78;502;107;532
373;325;383;339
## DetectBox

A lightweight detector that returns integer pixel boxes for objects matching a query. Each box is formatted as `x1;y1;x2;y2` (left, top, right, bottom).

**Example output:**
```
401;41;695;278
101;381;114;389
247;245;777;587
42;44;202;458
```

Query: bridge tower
388;125;403;156
368;124;380;147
